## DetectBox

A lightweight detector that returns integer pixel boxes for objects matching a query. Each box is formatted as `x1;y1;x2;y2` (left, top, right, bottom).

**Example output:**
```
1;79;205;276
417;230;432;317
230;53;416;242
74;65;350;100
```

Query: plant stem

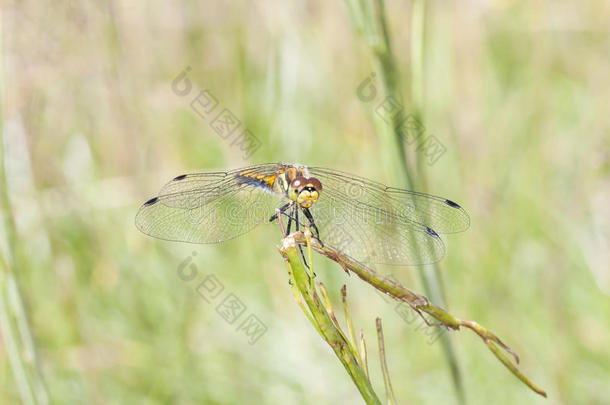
0;17;49;404
288;232;547;398
344;1;465;401
376;318;396;405
280;236;382;405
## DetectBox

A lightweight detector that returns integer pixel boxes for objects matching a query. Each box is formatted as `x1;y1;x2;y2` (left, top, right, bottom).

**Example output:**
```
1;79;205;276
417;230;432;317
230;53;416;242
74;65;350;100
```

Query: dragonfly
135;163;469;265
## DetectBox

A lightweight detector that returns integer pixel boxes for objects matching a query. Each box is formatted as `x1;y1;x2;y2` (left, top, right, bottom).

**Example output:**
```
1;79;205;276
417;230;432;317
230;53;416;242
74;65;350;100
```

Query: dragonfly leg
269;202;291;222
274;208;286;237
286;207;293;235
295;208;310;269
303;208;324;247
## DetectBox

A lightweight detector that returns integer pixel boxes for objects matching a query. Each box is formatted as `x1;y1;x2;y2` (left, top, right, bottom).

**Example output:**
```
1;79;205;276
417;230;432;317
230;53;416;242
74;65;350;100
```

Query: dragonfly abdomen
235;170;277;193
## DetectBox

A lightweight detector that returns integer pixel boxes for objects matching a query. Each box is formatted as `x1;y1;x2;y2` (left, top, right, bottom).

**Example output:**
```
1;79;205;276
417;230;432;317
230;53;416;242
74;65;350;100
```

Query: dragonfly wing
136;163;284;243
309;186;446;265
308;167;469;234
158;163;283;207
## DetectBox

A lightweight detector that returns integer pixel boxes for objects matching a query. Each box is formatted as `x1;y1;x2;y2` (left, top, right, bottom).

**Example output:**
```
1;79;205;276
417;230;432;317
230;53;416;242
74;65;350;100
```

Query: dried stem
376;318;396;405
287;231;548;398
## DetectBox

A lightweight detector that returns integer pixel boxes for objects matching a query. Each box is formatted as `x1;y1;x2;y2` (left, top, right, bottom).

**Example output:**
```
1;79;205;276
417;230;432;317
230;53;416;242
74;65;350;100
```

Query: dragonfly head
289;176;323;208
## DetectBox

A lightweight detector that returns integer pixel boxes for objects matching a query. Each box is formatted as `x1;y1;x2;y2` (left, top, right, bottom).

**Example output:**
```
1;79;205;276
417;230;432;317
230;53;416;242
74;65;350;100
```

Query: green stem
344;1;464;400
280;237;382;405
0;17;49;404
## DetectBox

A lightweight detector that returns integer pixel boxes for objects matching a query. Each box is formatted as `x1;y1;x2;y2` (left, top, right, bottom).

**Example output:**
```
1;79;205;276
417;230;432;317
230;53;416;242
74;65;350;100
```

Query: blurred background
1;1;609;404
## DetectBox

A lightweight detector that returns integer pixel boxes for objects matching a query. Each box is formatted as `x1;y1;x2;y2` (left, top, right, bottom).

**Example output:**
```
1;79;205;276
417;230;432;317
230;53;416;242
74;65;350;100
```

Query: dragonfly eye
290;176;307;190
308;177;322;191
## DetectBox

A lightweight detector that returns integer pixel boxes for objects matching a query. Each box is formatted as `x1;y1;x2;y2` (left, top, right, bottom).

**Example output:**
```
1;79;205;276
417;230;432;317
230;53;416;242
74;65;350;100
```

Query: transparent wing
306;167;469;265
157;163;282;208
309;186;445;265
135;163;285;243
308;167;469;234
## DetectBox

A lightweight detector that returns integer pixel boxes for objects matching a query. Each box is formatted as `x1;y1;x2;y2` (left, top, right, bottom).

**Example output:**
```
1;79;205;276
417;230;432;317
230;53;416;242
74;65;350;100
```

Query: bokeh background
1;1;609;404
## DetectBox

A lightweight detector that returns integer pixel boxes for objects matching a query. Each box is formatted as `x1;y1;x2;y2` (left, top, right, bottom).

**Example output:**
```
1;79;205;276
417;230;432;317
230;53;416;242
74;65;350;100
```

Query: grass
345;0;465;401
2;1;610;404
0;21;49;404
285;231;547;400
280;230;382;405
